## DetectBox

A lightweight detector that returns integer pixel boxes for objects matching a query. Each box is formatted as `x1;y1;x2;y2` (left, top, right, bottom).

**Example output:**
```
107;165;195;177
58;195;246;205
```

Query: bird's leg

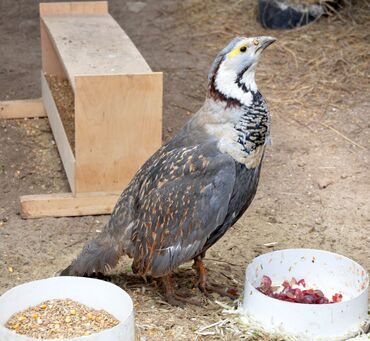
193;255;238;299
193;255;208;295
160;274;201;307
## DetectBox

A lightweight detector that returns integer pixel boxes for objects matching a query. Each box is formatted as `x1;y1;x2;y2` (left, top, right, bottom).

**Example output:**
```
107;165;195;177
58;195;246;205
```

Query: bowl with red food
242;249;368;339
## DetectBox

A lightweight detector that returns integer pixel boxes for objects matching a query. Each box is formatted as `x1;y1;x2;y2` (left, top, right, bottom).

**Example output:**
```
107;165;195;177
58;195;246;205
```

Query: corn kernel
12;323;20;330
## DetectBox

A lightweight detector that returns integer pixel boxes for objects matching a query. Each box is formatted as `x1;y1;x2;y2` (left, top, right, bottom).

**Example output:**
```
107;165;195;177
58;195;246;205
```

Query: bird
60;36;276;306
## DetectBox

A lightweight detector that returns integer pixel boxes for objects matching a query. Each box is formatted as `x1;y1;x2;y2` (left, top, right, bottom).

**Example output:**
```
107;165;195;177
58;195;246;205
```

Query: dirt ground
0;0;369;340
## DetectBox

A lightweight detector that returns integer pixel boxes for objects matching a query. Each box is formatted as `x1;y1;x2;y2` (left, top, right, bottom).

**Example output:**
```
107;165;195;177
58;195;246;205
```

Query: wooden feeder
3;1;163;218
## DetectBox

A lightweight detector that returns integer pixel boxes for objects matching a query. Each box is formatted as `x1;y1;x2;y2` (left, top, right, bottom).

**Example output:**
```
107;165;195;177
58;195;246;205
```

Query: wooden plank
74;73;163;193
40;19;67;77
41;72;76;193
0;98;46;119
41;14;151;91
20;191;119;218
39;2;108;16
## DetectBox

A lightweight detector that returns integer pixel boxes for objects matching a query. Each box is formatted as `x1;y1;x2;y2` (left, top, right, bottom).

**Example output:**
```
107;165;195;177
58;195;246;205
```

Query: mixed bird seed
6;299;119;339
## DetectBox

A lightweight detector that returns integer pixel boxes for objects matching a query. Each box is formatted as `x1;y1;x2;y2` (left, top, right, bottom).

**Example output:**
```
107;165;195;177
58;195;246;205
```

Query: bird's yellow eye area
228;45;248;58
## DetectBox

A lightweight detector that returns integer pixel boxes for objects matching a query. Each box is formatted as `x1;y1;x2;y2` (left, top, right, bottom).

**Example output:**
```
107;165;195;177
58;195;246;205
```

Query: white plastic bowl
242;249;369;340
0;277;135;341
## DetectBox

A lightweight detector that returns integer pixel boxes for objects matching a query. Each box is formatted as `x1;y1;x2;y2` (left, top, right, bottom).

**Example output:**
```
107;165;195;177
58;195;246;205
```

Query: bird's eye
240;46;247;52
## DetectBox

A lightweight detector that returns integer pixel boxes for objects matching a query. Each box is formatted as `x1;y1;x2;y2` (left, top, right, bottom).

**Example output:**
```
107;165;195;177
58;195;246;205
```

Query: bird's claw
198;282;238;300
163;292;202;307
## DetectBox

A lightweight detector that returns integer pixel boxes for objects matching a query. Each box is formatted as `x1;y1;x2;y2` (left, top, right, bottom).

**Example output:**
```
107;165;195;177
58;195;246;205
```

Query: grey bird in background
60;36;276;306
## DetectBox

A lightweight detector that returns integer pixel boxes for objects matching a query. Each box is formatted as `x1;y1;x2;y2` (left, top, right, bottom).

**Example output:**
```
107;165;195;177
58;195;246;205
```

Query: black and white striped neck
234;92;270;155
207;60;259;109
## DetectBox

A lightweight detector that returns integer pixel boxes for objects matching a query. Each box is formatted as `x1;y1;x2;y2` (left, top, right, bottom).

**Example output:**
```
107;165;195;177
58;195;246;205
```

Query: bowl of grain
0;276;134;340
242;249;369;340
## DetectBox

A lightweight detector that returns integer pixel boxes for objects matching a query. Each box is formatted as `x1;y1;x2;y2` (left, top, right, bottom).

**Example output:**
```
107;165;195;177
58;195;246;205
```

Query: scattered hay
265;0;369;123
178;0;369;149
193;300;294;340
193;300;370;340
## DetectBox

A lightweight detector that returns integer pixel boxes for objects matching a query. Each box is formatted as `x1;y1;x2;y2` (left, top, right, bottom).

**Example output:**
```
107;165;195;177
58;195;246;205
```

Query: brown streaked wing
131;144;236;277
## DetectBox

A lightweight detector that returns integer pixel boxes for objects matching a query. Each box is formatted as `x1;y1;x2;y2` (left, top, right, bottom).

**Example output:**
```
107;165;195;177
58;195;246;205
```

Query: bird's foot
198;281;238;299
193;255;238;300
163;291;202;307
160;274;202;307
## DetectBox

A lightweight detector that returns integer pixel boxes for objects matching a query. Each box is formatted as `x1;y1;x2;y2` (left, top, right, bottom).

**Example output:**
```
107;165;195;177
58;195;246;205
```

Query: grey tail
59;229;122;277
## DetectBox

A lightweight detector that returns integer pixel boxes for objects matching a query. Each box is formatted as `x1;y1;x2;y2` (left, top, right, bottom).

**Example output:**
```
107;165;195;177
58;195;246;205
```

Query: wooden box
19;1;163;218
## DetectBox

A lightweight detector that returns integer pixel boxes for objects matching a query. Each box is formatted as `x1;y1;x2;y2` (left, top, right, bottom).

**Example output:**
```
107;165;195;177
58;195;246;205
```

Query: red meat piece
256;276;343;304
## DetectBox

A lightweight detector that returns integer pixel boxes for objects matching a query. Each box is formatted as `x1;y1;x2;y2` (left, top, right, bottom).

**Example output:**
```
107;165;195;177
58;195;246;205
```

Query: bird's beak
255;36;276;53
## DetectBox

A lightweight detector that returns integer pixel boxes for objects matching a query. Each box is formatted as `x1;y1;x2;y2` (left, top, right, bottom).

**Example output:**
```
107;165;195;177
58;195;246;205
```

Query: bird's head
208;36;276;107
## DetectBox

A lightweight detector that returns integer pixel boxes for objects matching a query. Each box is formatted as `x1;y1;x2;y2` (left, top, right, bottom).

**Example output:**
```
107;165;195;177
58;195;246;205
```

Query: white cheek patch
241;69;257;92
215;62;253;107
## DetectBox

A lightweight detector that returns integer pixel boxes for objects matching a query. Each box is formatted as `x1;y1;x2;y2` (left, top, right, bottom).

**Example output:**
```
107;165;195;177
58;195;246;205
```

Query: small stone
268;216;278;224
317;178;334;189
127;1;146;13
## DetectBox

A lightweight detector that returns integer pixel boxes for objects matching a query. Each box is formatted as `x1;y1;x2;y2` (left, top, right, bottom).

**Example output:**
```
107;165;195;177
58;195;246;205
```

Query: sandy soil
0;0;369;340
